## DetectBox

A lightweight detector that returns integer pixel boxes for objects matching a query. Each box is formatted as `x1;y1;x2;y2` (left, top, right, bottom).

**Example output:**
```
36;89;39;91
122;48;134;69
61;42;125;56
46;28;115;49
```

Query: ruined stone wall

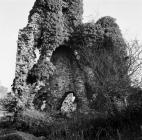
12;12;43;101
13;0;84;110
32;46;89;113
49;46;89;112
13;1;129;114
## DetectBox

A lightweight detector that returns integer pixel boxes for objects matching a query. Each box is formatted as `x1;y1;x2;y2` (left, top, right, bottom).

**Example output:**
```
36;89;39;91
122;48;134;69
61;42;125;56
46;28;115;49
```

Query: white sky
0;0;142;91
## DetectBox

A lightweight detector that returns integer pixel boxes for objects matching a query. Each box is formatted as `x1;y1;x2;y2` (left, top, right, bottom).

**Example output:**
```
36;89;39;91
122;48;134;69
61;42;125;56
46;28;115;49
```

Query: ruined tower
13;0;129;114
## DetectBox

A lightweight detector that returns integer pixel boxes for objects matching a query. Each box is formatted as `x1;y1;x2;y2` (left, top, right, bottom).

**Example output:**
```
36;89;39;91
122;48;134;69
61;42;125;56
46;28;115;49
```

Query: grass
0;105;142;140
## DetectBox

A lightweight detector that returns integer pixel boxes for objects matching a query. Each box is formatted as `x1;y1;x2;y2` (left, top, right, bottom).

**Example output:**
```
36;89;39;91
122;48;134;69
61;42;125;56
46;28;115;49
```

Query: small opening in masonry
26;74;37;84
62;7;68;14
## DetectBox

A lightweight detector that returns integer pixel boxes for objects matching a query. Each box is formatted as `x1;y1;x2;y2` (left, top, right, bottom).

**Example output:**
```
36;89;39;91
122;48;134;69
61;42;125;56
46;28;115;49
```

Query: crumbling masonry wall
13;0;129;114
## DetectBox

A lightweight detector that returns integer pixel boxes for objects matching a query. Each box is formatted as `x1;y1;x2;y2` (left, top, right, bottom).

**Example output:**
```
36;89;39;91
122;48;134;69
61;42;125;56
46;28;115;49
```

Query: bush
0;94;18;113
0;93;25;124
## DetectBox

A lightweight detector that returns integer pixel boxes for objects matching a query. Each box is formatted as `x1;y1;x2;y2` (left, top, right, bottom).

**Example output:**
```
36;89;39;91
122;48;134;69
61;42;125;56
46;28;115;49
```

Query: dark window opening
26;73;37;85
51;45;75;64
62;7;68;14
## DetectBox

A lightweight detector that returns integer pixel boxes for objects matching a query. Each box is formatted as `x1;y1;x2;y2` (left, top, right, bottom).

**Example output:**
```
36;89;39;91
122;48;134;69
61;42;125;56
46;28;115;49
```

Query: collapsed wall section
70;17;129;111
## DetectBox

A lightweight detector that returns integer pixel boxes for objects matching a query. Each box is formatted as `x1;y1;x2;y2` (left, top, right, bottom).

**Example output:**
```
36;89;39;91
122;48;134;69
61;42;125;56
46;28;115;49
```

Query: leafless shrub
126;40;142;88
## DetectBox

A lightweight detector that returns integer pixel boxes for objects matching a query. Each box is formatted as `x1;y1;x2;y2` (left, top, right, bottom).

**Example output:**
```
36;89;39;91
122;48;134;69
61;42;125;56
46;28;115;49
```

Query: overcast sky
0;0;142;91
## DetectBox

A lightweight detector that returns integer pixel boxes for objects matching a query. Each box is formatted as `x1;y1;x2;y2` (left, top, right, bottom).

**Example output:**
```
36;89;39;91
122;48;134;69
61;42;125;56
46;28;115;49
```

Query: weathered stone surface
12;0;129;114
61;92;77;115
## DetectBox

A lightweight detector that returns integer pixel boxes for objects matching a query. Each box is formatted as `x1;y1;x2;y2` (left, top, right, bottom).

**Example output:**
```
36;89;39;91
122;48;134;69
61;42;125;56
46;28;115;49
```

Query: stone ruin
12;0;129;115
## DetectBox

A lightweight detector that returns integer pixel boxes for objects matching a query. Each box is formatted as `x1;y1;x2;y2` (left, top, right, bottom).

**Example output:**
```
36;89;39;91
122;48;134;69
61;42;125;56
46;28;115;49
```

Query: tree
126;40;142;88
0;83;8;98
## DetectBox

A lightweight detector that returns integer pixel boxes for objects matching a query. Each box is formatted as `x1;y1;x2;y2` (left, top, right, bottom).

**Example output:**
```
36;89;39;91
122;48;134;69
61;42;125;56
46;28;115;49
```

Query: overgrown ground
0;101;142;140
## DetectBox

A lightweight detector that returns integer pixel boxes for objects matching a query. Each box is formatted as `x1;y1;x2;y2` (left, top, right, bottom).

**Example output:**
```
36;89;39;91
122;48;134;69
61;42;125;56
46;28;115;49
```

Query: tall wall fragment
13;1;129;114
